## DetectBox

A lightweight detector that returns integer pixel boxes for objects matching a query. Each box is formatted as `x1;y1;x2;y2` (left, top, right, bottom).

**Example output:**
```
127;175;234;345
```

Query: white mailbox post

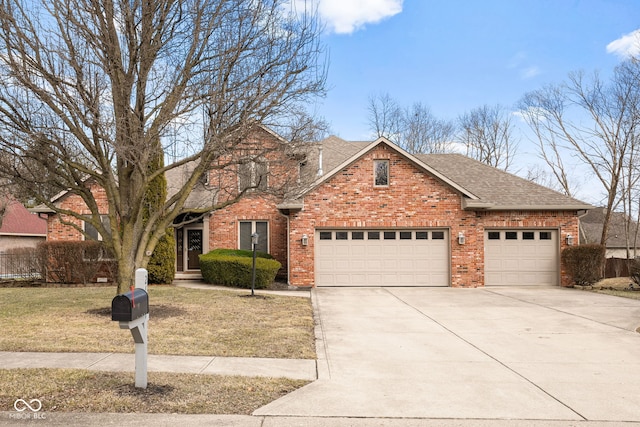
118;268;149;389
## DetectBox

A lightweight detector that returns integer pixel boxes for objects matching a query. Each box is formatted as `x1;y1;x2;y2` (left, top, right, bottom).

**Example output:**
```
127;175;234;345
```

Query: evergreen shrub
199;249;280;289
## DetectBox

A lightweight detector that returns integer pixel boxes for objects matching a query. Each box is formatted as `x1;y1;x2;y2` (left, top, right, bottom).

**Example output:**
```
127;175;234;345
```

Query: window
239;159;268;191
239;221;268;253
415;231;428;240
336;231;348;240
523;232;535;240
540;231;552;240
399;231;412;240
505;231;518;240
432;231;445;240
374;160;389;186
319;231;332;240
83;215;113;260
352;231;364;240
84;215;110;241
488;231;500;240
368;231;380;240
384;231;396;240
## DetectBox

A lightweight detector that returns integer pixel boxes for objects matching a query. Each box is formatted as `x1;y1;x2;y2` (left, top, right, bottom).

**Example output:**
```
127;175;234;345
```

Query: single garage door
485;230;559;286
315;229;449;287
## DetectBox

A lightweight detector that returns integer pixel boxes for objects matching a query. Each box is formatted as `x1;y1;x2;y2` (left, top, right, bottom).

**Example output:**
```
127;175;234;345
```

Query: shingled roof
0;199;47;236
417;153;592;210
580;208;640;248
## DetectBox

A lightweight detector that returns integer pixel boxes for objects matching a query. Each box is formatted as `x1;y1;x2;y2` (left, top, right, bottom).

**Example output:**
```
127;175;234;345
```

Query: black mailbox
111;288;149;321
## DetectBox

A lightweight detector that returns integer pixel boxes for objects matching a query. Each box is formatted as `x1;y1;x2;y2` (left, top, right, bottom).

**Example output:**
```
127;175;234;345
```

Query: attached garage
484;230;559;286
315;229;450;287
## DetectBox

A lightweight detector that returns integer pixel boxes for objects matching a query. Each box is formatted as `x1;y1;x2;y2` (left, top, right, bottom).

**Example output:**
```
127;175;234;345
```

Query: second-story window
239;159;268;191
374;159;389;187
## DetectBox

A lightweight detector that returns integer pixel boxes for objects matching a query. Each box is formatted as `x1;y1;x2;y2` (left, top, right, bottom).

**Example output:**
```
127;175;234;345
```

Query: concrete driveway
256;286;640;423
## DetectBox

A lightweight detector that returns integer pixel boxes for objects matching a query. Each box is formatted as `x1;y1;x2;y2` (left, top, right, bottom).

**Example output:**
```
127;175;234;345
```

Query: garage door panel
485;230;558;286
316;229;449;287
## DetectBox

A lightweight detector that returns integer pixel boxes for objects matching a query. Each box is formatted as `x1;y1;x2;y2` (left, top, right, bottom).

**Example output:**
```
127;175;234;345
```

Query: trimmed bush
561;244;605;286
205;248;274;259
199;249;281;289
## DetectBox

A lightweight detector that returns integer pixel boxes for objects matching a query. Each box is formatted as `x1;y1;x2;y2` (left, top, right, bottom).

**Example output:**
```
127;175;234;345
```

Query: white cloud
507;52;541;80
521;66;541;79
295;0;403;34
606;29;640;58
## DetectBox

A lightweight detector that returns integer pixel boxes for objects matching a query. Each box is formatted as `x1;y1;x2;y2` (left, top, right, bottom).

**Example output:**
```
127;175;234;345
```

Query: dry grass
591;277;640;300
0;286;315;359
0;368;308;414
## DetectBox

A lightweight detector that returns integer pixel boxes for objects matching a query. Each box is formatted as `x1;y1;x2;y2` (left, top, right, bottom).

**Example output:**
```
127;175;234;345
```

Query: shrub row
561;244;605;286
199;249;280;289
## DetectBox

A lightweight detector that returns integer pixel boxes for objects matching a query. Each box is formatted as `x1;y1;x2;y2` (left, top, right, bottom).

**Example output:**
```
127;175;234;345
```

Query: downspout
277;209;291;287
577;209;589;244
317;145;323;177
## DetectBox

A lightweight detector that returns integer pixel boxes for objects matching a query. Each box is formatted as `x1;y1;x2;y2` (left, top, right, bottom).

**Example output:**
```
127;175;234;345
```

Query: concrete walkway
0;351;316;381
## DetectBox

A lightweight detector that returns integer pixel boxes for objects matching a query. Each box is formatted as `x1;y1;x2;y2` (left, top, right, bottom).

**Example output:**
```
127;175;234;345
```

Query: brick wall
47;183;110;241
208;194;289;274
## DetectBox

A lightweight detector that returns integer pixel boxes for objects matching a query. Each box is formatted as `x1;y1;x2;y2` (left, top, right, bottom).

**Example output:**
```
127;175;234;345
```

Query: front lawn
0;286;315;358
0;285;315;415
0;369;307;414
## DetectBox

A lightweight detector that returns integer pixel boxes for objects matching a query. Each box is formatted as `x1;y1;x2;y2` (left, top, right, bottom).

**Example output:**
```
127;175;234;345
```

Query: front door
187;229;203;270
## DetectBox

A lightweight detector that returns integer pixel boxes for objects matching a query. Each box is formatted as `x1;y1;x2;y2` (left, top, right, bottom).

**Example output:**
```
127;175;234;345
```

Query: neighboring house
580;208;640;258
34;130;592;287
0;199;47;252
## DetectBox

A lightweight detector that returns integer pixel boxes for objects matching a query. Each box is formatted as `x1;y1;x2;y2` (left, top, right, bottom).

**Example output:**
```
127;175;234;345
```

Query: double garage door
315;229;449;287
315;228;559;287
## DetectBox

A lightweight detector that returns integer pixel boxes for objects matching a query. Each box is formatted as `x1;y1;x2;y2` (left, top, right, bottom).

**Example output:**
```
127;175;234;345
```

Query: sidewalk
0;351;316;381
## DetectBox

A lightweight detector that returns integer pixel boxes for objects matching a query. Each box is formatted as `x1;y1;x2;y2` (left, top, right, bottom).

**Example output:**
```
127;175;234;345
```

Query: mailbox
111;288;149;321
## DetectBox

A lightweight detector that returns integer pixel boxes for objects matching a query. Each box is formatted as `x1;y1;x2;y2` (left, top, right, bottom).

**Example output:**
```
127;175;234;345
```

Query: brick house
35;129;592;287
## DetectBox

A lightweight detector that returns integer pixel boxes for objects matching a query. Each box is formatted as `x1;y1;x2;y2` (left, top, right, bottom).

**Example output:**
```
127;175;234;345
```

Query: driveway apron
255;286;640;422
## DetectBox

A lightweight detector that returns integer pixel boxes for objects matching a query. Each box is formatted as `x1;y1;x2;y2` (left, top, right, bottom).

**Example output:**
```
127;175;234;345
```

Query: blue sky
308;0;640;141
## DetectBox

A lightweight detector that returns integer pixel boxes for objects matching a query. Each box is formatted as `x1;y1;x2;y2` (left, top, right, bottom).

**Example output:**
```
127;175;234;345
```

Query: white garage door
485;230;559;286
315;229;450;287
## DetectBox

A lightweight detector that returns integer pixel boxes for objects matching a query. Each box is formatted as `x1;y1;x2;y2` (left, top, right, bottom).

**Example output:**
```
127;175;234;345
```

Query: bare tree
0;0;326;292
457;104;519;171
401;102;456;154
366;93;455;154
518;60;640;245
518;88;577;197
367;93;403;140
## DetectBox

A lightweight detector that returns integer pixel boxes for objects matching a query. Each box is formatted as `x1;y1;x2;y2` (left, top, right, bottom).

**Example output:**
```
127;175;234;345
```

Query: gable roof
287;136;592;212
294;136;480;200
580;208;640;248
0;199;47;236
